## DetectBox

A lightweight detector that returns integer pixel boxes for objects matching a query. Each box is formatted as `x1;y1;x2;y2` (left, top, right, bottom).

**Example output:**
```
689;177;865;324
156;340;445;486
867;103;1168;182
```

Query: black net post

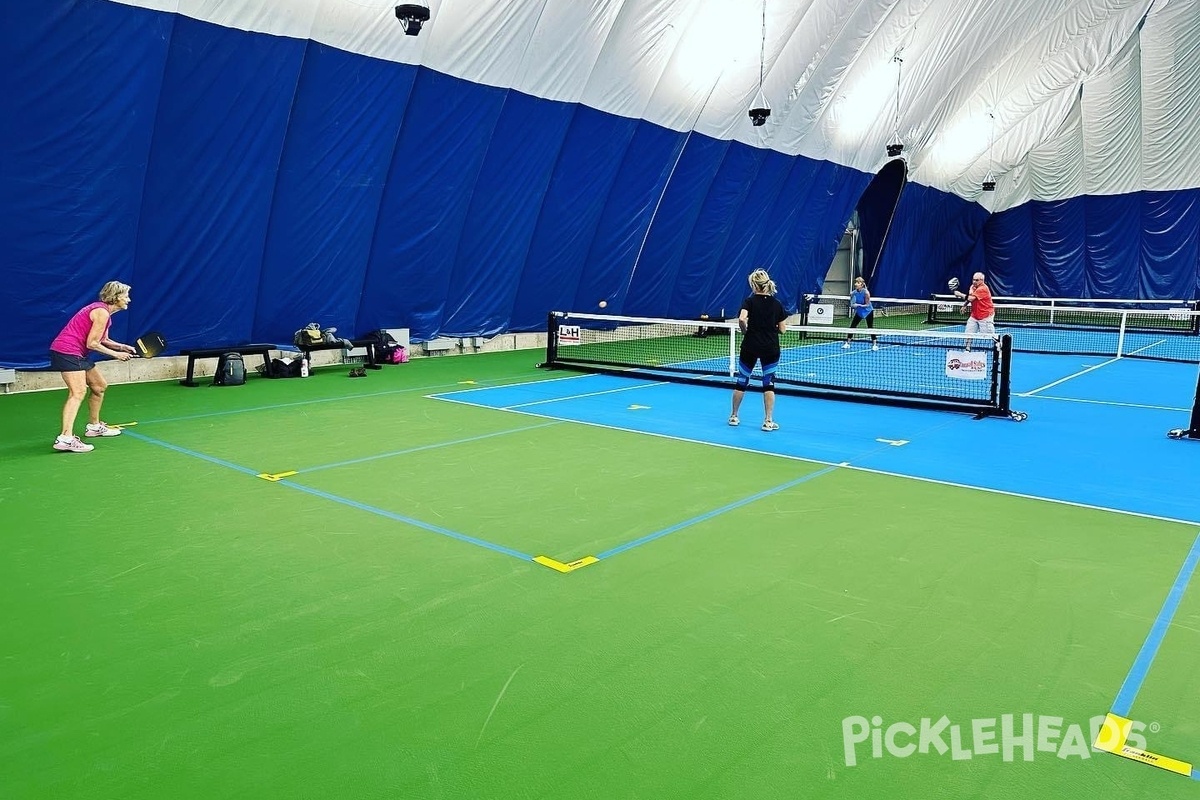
542;312;559;368
1169;365;1200;440
1191;371;1200;435
997;334;1013;415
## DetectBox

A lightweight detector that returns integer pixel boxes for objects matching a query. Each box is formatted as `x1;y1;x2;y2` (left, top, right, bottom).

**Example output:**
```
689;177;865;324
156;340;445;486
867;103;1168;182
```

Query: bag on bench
213;352;246;386
294;323;342;348
294;323;322;348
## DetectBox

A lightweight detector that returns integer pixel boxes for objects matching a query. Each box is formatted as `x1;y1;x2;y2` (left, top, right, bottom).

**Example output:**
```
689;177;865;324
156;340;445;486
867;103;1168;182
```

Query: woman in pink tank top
49;281;136;453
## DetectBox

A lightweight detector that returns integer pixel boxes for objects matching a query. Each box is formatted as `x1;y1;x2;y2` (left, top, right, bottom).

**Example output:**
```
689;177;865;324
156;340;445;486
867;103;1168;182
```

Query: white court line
1020;357;1120;397
1019;339;1167;397
505;380;667;409
431;394;1200;528
1030;395;1189;412
434;378;665;409
426;371;598;398
1124;339;1168;356
783;340;898;366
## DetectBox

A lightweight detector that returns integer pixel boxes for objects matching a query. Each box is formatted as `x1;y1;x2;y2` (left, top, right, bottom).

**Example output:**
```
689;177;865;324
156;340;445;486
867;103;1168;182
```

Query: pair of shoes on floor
842;342;851;349
761;420;780;432
872;343;879;350
728;415;739;427
349;367;367;378
53;434;94;453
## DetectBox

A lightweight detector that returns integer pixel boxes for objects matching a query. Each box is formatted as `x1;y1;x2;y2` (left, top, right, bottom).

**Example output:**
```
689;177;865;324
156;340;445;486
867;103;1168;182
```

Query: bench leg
180;356;200;387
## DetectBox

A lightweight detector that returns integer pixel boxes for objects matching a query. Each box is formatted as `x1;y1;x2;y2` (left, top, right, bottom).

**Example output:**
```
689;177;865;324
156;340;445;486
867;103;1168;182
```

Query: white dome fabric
4;0;1198;367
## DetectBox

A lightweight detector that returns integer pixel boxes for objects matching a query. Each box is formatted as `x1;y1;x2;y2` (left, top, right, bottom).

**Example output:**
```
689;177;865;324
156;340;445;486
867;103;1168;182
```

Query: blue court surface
433;354;1200;525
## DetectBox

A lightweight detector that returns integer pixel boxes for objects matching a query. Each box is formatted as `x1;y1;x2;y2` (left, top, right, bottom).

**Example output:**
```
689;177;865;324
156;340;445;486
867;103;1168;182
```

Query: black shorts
738;347;780;372
50;350;95;372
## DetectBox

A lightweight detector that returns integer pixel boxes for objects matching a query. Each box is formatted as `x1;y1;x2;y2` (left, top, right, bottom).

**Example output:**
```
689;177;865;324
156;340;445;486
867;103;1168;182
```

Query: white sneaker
728;415;739;427
54;435;94;453
872;343;879;351
842;342;851;349
84;422;122;438
761;420;779;432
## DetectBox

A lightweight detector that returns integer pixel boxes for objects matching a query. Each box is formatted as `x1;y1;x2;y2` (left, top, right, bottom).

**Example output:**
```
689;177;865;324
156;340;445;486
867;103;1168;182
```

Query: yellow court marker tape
109;421;138;428
533;555;599;574
1094;712;1194;777
1113;746;1194;777
459;380;476;385
628;404;651;410
257;471;299;482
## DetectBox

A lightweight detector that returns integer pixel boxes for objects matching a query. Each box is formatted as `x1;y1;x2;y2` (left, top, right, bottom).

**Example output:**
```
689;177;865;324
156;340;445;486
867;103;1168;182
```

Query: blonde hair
98;281;131;305
748;268;776;296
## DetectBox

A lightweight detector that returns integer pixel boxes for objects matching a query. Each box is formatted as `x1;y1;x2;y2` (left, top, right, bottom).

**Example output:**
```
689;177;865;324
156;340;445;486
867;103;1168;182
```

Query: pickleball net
542;312;1018;417
801;295;1200;363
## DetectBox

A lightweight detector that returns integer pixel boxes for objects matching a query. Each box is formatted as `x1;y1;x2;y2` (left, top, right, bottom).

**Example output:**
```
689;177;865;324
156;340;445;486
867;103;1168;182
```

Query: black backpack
259;357;303;379
366;329;400;361
213;352;246;386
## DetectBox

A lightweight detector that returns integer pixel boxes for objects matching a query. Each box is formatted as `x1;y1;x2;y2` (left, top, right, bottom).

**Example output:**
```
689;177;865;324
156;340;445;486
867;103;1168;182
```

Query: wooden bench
297;337;382;370
179;343;275;387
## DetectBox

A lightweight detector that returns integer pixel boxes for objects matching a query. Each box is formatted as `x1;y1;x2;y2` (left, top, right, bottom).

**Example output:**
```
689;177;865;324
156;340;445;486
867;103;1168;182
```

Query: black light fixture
748;0;770;127
395;3;430;36
749;94;771;127
886;52;904;157
981;111;996;191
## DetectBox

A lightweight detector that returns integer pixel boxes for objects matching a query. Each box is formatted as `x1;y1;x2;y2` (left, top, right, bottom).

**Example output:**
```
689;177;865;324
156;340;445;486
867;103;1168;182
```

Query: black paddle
134;331;167;358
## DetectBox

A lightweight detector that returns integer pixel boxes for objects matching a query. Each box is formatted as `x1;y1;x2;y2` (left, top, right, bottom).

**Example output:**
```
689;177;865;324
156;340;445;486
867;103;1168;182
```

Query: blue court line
596;464;840;560
125;376;546;425
298;422;560;474
123;430;263;477
274;480;533;561
123;430;533;563
128;388;428;425
1111;531;1200;718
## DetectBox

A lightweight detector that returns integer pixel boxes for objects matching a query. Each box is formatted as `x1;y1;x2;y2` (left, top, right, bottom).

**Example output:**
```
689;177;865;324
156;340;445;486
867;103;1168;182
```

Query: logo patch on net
559;324;581;345
808;303;835;324
946;350;987;379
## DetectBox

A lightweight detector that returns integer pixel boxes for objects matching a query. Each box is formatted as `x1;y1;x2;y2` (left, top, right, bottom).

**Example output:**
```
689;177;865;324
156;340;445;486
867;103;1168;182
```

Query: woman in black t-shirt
730;268;789;432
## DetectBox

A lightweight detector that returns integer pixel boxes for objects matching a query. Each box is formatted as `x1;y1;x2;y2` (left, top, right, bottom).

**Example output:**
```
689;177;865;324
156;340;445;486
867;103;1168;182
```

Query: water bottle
299;355;310;378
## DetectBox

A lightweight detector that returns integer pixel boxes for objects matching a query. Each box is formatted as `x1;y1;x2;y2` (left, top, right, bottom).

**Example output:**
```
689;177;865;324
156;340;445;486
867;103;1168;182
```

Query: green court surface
2;351;1198;799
